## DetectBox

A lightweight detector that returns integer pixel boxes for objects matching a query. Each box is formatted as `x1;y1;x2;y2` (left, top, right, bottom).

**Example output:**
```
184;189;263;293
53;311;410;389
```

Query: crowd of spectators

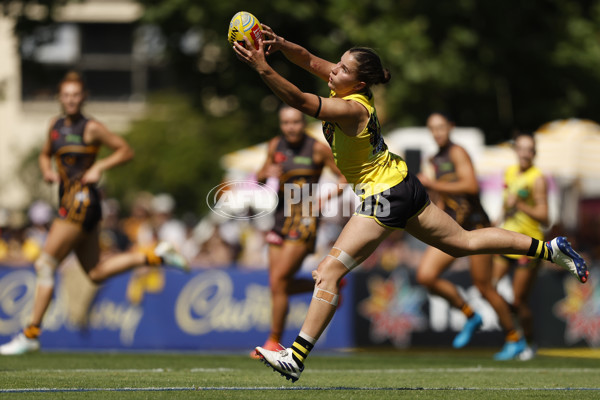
1;187;598;276
0;188;424;274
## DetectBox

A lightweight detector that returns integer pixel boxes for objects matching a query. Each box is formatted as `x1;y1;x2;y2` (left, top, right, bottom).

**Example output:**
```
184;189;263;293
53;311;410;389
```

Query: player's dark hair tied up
349;47;391;87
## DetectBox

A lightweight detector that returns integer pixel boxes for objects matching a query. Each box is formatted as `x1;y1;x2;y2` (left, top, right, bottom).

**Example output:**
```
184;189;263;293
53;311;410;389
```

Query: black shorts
58;183;102;232
355;172;430;229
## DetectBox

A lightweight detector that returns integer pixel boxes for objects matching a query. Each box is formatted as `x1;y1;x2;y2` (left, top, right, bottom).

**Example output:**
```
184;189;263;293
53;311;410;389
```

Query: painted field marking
19;367;600;374
2;386;600;393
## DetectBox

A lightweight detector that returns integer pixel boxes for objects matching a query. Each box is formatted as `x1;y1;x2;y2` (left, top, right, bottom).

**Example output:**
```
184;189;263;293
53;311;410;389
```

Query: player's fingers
232;43;249;61
256;37;264;52
241;35;251;49
261;24;273;35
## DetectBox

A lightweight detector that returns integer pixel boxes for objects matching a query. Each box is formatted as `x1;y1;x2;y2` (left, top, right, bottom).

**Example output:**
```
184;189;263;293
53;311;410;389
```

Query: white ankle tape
327;247;357;270
313;287;339;306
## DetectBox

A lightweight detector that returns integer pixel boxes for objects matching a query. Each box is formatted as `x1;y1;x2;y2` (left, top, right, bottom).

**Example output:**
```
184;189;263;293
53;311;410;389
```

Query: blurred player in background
492;131;549;360
0;72;188;355
417;112;525;360
234;24;587;382
252;105;345;358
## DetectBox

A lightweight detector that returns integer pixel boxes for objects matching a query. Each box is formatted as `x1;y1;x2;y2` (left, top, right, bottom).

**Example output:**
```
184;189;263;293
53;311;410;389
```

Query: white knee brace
34;252;58;287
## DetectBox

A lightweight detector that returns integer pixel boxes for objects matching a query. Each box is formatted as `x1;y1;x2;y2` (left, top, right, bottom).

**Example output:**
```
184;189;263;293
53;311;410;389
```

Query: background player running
492;131;550;360
233;25;588;382
417;112;525;360
252;105;345;357
0;72;188;355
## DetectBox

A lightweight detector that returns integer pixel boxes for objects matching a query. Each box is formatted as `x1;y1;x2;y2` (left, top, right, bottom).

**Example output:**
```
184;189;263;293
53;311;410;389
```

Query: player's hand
261;24;283;56
42;170;59;184
505;192;518;209
81;165;102;184
233;36;267;72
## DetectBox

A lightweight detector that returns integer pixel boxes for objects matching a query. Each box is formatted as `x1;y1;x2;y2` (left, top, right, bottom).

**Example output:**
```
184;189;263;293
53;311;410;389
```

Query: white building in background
0;0;154;211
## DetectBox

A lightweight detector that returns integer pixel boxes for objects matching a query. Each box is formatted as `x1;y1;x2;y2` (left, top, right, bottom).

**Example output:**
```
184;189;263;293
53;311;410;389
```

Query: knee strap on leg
34;252;58;287
327;247;357;270
313;287;339;307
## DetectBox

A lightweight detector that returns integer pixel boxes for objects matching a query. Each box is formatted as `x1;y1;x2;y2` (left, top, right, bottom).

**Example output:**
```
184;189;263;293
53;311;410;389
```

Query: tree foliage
135;0;600;142
13;0;600;214
102;92;261;215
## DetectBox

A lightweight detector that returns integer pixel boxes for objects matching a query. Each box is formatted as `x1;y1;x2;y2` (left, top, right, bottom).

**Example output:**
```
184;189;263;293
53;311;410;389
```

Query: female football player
492;131;550;360
0;72;188;355
252;105;345;358
417;112;525;360
233;26;588;381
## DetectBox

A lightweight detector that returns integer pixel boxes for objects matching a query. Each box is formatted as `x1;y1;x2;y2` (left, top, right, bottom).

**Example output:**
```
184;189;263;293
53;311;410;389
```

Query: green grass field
1;348;599;399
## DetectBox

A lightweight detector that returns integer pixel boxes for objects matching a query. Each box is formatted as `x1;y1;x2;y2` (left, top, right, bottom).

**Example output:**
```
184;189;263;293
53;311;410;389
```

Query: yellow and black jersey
502;164;545;240
322;90;407;198
50;115;102;231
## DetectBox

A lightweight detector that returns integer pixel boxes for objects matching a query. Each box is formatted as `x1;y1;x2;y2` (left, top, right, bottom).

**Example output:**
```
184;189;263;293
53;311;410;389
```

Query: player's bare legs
77;226;147;284
30;220;83;327
469;253;515;333
256;215;390;380
269;243;313;332
407;204;534;257
416;247;464;309
299;216;390;339
251;241;314;357
0;219;188;356
257;202;588;379
511;262;539;343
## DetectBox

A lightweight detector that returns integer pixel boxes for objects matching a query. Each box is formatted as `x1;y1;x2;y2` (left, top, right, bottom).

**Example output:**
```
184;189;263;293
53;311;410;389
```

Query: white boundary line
19;367;600;374
2;386;600;393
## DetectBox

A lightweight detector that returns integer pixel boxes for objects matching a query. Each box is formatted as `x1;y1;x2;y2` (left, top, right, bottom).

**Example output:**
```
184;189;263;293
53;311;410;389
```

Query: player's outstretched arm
234;37;365;127
262;24;335;82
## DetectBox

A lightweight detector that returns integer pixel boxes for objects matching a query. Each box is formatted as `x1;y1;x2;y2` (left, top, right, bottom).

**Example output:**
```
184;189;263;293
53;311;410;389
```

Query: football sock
527;239;552;261
23;324;41;339
461;304;475;318
505;329;521;342
291;331;315;368
144;247;162;266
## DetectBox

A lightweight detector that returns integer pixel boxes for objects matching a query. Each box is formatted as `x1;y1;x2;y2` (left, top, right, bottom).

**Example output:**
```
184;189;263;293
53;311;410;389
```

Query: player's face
279;107;306;145
427;114;453;147
329;52;364;96
59;82;85;116
514;135;535;170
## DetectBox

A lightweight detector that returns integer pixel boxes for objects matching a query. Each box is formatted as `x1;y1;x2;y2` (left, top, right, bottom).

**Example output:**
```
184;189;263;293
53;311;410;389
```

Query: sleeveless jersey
50;115;102;230
501;164;545;240
322;91;407;198
431;142;490;230
272;135;322;245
